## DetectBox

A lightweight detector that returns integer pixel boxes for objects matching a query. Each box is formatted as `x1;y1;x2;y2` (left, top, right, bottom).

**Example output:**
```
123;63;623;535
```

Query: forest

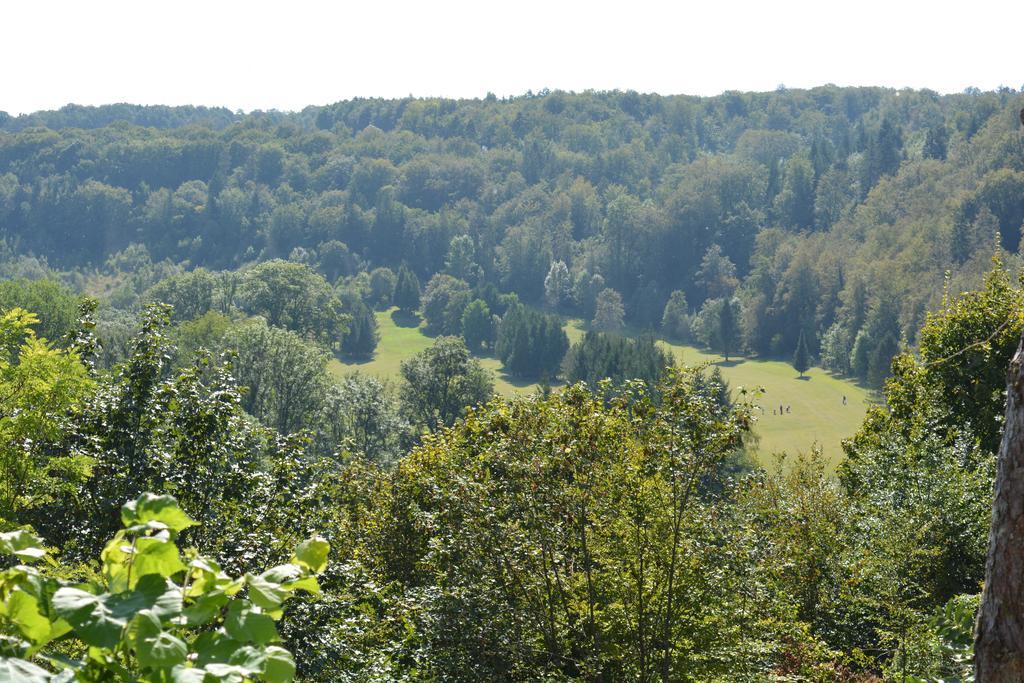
0;86;1023;680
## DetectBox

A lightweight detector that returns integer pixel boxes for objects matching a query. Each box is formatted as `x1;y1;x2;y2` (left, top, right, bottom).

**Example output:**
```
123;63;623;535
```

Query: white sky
2;0;1021;115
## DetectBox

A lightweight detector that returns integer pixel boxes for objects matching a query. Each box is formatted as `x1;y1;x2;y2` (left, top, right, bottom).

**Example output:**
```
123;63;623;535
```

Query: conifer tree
793;329;810;378
341;299;379;357
394;264;421;313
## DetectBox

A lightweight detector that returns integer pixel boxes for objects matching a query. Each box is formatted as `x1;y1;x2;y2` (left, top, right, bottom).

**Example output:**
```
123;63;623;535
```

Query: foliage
592;288;625;333
399;336;494;431
220;319;330;436
0;492;327;682
562;331;673;391
494;304;568;379
0;308;92;524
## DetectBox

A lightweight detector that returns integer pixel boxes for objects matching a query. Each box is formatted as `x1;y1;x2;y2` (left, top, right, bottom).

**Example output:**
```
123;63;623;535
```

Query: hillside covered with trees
2;87;1023;385
2;87;1024;680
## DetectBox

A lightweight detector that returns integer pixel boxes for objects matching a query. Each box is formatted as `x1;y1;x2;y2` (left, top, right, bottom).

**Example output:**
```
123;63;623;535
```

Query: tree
661;290;691;341
421;274;471;335
393;263;421;313
461;299;494;353
399;336;494;431
368;266;397;309
793;329;810;377
716;297;740;361
316;374;409;464
341;299;379;357
221;319;330;435
562;331;673;390
593;288;625;333
976;331;1024;681
0;278;80;342
443;234;482;284
237;260;347;347
494;304;568;378
543;260;571;311
695;245;739;300
0;308;92;522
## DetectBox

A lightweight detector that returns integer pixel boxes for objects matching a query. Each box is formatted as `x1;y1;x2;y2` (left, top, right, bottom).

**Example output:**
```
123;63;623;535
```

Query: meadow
328;310;873;466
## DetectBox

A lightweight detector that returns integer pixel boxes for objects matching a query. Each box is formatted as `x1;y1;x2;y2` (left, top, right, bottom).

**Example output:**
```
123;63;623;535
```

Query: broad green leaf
133;611;187;668
0;531;46;563
104;535;185;590
291;537;329;573
0;657;51;683
51;588;121;649
224;601;277;646
226;646;265;674
192;631;245;667
6;593;48;645
132;538;186;584
170;665;208;683
202;663;250;682
244;574;287;612
262;646;295;683
108;575;182;623
121;494;196;533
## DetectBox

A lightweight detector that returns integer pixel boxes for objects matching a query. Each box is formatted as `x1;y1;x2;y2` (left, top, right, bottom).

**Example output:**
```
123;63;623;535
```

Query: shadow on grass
336;352;376;367
390;309;422;328
795;375;811;381
714;358;745;368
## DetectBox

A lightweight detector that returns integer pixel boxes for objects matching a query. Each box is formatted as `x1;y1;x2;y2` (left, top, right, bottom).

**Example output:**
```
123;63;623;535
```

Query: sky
2;0;1021;115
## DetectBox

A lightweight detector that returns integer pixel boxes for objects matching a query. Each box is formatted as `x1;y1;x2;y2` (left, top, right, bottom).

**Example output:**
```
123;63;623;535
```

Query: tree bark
976;332;1024;681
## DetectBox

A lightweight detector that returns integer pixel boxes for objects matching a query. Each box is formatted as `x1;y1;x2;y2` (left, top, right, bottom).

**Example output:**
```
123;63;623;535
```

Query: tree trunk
976;333;1024;681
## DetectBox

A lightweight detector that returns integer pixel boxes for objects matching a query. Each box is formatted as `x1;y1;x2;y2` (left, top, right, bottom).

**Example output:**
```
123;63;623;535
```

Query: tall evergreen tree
394;264;421;313
341;299;379;357
793;329;810;378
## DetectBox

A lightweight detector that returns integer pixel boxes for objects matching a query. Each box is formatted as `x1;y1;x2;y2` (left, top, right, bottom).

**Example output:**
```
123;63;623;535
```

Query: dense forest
1;87;1024;681
2;87;1023;384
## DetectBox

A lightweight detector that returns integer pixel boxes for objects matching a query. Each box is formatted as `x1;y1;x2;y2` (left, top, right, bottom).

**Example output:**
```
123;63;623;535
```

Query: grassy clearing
328;310;874;466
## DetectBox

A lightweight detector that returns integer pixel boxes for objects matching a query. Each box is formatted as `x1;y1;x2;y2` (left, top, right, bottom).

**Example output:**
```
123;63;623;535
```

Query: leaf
5;593;49;646
121;493;197;533
133;610;187;668
223;601;278;646
53;577;181;649
291;537;329;573
51;588;121;649
0;657;51;683
262;646;295;683
169;665;208;683
0;531;47;563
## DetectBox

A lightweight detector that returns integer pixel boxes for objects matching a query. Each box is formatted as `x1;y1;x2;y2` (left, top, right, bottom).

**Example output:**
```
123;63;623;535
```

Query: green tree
0;308;93;523
461;298;494;353
393;263;421;313
716;297;740;361
661;290;691;341
221;319;330;435
543;260;571;311
421;274;471;335
399;336;494;431
316;374;409;464
368;266;397;309
494;304;568;378
0;278;80;343
443;234;482;284
793;329;810;377
237;260;347;347
593;288;625;333
340;298;379;357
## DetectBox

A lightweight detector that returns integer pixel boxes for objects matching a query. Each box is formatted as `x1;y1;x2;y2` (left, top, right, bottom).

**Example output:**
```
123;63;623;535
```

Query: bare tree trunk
976;333;1024;681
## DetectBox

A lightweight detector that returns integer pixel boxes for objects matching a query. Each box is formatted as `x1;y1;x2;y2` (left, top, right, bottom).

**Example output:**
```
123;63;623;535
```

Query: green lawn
329;310;874;466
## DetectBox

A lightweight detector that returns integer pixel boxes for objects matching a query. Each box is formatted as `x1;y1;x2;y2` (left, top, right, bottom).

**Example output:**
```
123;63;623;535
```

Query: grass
329;309;874;467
